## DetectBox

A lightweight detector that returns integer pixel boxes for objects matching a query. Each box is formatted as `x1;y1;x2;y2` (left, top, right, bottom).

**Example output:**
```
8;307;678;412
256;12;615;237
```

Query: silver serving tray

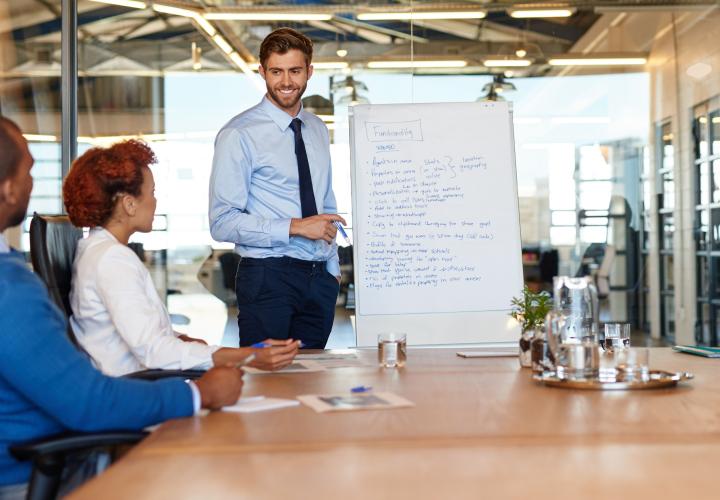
533;370;694;390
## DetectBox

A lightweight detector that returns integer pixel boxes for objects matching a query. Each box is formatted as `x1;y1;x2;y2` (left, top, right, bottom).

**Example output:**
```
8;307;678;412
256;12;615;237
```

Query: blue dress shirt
209;96;340;277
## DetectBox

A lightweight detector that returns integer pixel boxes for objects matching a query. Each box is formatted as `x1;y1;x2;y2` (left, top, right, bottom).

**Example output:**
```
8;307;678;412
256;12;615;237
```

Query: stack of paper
297;392;414;413
243;360;325;374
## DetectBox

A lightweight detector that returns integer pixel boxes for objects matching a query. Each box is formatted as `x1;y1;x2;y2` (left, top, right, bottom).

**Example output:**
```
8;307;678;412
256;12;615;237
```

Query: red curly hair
63;139;157;227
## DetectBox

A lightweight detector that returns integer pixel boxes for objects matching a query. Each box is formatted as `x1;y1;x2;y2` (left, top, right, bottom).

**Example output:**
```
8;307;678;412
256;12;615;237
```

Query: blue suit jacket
0;251;193;486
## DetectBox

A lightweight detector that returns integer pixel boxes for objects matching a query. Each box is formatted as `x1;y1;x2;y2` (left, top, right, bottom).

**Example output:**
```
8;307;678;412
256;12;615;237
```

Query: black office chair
10;431;147;500
8;214;202;500
27;213;204;380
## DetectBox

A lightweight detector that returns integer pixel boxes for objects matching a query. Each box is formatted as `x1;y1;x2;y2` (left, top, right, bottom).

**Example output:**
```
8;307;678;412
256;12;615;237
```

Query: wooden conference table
71;348;720;499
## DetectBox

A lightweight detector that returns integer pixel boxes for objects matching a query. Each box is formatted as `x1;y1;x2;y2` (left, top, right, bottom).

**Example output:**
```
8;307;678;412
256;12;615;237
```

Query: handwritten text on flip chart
359;121;492;293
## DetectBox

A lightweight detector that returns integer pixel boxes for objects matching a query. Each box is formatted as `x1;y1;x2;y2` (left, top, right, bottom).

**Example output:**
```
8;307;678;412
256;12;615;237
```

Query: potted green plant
510;286;552;368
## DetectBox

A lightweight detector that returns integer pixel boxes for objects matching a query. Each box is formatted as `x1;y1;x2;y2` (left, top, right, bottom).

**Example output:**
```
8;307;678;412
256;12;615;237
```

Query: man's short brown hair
0;117;22;183
259;28;313;68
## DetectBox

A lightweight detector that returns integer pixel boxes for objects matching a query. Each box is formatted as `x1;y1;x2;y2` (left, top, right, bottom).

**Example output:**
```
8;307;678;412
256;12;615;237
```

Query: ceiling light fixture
313;62;350;69
509;9;575;19
229;52;254;74
484;59;532;67
152;4;216;36
89;0;146;8
23;134;58;142
358;11;486;21
478;75;516;102
212;34;233;54
333;76;370;107
548;56;647;66
367;60;467;69
205;12;332;21
194;16;217;37
228;52;265;91
515;48;527;58
336;49;348;58
191;42;202;71
152;4;196;17
686;62;712;80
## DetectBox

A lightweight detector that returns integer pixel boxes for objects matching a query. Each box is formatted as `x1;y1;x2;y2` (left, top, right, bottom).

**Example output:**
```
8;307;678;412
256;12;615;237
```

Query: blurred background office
1;0;718;348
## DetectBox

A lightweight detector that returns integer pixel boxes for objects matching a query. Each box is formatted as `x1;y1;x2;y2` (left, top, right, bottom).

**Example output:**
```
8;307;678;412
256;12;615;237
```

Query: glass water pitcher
545;276;600;374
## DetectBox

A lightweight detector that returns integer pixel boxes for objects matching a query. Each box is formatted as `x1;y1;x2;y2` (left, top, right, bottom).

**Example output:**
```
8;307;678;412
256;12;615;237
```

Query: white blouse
69;228;219;376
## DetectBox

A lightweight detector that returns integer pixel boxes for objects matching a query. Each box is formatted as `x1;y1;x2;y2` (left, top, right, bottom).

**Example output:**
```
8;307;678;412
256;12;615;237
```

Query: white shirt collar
0;233;10;254
90;226;118;243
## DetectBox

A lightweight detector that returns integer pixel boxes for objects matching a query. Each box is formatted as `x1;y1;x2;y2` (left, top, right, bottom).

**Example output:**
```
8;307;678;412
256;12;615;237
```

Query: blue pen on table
251;341;304;348
350;385;372;393
333;221;352;246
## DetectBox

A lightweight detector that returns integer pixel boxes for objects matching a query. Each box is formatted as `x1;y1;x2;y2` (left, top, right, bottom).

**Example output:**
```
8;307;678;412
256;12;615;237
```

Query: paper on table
297;392;414;413
297;352;368;369
296;352;359;360
244;360;326;374
223;396;300;413
315;359;369;369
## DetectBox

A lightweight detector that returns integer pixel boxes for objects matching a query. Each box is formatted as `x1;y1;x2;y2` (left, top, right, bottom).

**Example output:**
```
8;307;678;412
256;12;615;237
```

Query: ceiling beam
333;16;429;44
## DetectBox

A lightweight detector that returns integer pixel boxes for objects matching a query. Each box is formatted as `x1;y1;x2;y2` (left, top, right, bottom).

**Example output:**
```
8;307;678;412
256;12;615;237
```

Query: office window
639;146;651;332
14;1;713;347
0;1;63;250
694;102;720;346
657;120;675;342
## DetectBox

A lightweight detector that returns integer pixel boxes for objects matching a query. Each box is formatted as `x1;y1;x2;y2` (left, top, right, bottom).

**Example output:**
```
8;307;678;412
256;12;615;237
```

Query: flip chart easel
349;102;523;346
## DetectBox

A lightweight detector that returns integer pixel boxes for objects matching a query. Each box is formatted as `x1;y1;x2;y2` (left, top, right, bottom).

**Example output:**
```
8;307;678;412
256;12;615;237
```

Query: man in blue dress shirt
209;28;345;349
0;117;244;498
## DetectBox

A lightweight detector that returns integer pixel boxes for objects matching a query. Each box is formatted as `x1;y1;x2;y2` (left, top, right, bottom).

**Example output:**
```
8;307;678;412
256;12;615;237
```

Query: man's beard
267;82;307;111
8;205;26;228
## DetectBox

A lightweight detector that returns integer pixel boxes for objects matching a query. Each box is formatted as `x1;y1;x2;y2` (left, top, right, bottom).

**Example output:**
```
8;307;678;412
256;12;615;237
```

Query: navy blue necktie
290;118;318;218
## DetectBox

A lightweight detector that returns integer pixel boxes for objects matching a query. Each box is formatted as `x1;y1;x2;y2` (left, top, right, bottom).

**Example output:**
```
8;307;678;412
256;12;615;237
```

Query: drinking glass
602;322;631;352
378;333;407;368
556;343;600;380
614;347;650;382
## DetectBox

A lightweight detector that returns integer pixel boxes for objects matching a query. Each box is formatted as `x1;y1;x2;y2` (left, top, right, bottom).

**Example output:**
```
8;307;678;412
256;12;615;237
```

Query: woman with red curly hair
64;139;299;377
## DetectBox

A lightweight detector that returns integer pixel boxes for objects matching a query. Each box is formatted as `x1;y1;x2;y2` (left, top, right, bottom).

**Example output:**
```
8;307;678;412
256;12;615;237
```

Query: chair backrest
29;213;83;319
538;249;559;284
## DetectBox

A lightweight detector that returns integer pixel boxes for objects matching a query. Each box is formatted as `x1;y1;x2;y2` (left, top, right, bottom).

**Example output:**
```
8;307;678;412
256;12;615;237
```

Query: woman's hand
251;339;300;371
212;340;299;371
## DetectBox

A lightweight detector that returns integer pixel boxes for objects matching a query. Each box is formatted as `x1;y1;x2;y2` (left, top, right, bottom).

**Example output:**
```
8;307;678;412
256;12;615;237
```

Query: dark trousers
235;257;339;349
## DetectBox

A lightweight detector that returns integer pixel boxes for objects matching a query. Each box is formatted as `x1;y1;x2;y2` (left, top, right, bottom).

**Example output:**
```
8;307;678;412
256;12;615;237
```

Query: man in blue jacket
0;116;245;498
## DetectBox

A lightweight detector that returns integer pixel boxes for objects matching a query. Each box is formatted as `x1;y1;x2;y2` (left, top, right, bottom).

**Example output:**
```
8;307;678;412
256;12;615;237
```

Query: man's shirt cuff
270;218;291;246
186;380;201;415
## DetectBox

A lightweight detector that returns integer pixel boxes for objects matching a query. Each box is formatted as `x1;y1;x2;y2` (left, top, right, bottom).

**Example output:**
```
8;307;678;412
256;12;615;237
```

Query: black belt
240;256;327;269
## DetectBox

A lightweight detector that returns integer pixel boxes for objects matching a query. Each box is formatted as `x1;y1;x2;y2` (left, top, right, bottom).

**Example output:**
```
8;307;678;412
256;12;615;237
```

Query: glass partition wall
2;0;719;346
657;121;675;342
694;100;720;345
0;0;63;249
